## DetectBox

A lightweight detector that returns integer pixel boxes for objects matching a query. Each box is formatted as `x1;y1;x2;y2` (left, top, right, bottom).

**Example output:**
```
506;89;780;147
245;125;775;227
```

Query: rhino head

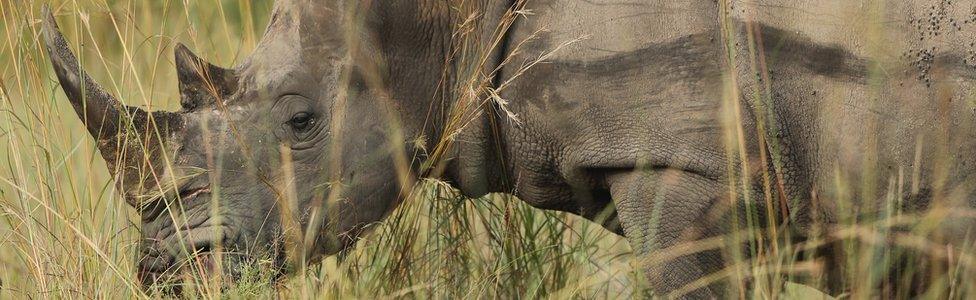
42;1;451;288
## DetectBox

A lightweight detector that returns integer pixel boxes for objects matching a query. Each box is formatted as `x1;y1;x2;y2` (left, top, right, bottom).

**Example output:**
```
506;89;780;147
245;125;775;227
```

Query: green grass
2;0;976;299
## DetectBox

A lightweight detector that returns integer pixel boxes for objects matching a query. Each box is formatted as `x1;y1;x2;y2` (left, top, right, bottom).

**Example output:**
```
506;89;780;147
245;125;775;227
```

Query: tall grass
3;0;976;299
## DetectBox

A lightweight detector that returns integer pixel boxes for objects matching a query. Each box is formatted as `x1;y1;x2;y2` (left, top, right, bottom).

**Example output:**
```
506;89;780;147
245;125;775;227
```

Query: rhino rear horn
174;43;237;110
42;6;177;174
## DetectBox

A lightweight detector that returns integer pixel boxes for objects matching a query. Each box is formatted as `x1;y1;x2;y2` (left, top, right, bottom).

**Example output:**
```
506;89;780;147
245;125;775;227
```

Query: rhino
41;0;976;297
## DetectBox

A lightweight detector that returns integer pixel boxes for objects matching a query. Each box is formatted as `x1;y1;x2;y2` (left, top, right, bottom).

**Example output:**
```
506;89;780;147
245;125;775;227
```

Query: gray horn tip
40;4;78;77
40;5;59;49
174;42;190;58
174;42;206;69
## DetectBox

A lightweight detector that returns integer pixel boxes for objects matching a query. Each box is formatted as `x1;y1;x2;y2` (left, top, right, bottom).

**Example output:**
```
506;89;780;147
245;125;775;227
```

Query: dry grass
2;0;976;299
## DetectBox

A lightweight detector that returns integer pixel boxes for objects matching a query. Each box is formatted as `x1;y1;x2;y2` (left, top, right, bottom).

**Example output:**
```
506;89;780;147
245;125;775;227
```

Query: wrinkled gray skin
43;0;976;297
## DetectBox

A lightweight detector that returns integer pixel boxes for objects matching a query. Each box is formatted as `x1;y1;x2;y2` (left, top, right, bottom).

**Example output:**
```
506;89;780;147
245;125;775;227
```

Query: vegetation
1;0;974;299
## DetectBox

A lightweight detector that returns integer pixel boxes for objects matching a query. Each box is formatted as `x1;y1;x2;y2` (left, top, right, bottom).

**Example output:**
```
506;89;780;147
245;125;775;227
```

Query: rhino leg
607;168;732;298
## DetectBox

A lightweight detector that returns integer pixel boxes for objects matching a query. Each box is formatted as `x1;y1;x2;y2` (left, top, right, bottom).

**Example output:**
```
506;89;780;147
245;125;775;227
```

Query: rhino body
42;0;976;297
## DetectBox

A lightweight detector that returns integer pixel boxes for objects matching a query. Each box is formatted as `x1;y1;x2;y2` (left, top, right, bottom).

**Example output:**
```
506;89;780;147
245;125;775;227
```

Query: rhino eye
289;112;315;132
274;95;320;147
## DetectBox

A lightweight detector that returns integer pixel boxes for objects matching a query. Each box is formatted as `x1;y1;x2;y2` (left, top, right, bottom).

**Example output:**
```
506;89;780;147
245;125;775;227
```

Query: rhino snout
136;215;284;292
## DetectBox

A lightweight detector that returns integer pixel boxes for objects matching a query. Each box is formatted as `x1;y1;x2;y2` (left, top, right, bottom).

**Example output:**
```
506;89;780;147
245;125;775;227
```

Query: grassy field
2;0;976;299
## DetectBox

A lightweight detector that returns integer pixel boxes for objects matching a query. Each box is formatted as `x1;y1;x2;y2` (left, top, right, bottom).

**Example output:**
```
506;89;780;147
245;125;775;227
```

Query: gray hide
460;0;976;297
42;0;976;298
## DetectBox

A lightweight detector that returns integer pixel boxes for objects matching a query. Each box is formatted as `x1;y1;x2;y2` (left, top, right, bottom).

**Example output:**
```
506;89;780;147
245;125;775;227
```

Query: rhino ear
175;43;237;110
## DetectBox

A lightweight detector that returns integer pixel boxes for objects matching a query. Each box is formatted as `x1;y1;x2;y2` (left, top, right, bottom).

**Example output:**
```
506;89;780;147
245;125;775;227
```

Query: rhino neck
447;105;512;198
362;0;516;197
441;1;517;198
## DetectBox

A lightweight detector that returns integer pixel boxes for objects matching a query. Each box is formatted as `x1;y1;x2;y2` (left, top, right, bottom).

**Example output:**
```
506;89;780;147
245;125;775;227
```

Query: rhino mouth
137;193;288;293
137;225;288;294
178;186;211;202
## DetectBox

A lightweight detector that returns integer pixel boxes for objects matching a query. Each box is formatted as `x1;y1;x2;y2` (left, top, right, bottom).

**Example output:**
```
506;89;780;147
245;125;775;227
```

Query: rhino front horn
41;5;176;174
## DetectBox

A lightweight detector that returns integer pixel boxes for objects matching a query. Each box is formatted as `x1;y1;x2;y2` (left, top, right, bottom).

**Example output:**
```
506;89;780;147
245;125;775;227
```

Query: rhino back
497;0;976;230
734;1;976;225
495;0;734;221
